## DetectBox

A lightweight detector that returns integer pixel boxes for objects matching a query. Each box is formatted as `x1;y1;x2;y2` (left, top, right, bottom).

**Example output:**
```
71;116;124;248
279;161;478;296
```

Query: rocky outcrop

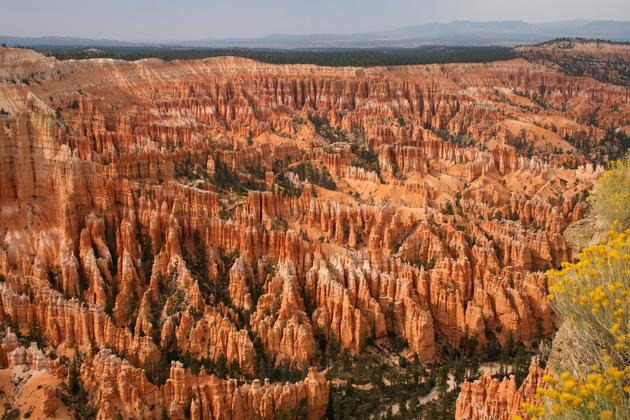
0;283;160;368
83;349;329;420
228;257;254;311
7;341;52;370
172;307;257;376
455;364;545;420
0;327;19;367
251;261;318;367
42;385;63;417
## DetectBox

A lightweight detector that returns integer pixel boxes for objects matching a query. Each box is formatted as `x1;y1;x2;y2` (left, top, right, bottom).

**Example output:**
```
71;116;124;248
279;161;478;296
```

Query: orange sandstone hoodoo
0;44;625;418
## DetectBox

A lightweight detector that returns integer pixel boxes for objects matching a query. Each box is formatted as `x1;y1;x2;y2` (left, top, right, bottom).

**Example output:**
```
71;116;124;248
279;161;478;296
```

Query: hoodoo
0;34;628;418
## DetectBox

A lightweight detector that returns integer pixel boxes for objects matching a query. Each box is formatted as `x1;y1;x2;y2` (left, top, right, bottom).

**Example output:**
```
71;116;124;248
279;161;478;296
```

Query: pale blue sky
1;0;629;41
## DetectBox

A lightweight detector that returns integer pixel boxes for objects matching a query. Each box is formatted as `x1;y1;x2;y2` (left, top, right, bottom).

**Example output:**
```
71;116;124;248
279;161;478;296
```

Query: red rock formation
0;327;19;367
251;261;318;367
228;257;254;311
455;364;545;420
0;283;160;367
7;341;55;370
172;306;257;375
42;385;63;417
83;349;329;420
0;45;619;418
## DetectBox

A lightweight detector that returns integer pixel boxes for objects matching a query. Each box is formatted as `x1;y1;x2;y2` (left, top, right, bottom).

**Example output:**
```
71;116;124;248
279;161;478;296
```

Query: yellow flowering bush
517;154;630;419
523;354;629;419
523;226;630;419
588;152;630;230
548;227;629;362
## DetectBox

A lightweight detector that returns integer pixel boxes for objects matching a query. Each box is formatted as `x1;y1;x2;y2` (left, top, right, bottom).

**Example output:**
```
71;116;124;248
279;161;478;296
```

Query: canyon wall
0;46;624;418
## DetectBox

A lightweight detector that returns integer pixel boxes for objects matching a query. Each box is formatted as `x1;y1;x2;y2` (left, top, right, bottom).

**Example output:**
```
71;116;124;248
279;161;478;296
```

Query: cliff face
0;45;623;418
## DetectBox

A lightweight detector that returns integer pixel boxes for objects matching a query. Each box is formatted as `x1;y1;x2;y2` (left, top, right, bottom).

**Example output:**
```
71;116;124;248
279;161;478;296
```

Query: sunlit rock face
0;45;625;418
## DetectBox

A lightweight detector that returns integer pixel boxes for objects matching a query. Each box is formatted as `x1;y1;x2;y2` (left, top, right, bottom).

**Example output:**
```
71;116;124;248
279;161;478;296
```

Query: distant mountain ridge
2;19;629;48
0;36;145;47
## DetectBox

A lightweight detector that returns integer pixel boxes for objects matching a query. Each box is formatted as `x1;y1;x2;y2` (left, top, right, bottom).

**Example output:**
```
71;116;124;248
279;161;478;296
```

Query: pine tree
454;357;466;387
67;352;83;396
161;407;169;420
436;365;449;397
513;345;530;386
467;356;480;381
216;354;227;378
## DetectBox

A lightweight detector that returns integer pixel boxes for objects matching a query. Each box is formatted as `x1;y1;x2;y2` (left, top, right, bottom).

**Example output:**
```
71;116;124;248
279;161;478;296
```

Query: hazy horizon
2;0;630;42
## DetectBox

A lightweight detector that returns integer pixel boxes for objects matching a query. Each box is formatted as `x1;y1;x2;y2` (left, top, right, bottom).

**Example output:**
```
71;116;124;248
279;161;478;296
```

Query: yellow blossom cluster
522;356;629;419
588;152;630;229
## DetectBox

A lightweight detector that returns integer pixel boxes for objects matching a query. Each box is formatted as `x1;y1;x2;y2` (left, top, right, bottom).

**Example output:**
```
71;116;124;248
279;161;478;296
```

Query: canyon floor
0;42;628;419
